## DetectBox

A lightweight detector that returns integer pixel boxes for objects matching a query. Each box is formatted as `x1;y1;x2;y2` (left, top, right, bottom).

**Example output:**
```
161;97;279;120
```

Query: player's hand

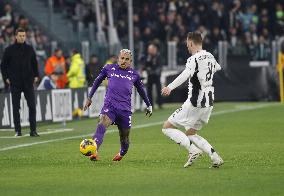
161;87;171;96
83;98;92;111
5;79;10;85
146;106;153;117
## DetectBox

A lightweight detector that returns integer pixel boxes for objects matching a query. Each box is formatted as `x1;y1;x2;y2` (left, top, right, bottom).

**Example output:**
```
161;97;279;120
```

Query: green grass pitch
0;102;283;196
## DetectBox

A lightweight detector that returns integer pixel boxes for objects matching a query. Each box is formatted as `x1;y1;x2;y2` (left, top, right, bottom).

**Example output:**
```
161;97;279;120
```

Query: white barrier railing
0;86;144;128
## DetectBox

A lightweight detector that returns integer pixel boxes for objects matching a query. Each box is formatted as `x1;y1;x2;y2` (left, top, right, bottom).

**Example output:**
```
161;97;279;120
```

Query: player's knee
162;121;174;129
185;128;197;136
99;114;111;127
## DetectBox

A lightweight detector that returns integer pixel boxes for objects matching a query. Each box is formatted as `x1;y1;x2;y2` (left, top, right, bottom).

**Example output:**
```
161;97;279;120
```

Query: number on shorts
172;107;182;117
129;116;132;127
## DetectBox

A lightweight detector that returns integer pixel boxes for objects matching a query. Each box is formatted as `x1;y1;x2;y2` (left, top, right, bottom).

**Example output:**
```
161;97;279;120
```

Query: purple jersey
88;64;151;111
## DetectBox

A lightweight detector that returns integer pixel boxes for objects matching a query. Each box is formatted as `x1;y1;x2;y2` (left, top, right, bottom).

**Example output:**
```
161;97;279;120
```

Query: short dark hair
71;49;79;55
54;48;62;53
109;54;116;58
187;32;203;45
90;54;98;59
15;28;26;35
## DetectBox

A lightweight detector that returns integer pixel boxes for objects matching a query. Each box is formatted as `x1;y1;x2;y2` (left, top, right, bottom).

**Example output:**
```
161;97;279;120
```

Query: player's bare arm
83;98;92;111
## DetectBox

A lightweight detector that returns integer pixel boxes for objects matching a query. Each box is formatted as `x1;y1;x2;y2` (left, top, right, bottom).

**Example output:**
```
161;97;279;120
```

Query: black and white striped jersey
168;50;221;108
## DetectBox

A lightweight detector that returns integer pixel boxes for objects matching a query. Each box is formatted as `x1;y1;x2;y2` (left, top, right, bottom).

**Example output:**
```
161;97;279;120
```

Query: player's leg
162;120;202;167
92;114;112;149
162;106;201;153
89;114;113;161
186;129;223;168
113;126;130;161
10;86;22;136
112;111;131;161
23;85;38;136
162;121;199;152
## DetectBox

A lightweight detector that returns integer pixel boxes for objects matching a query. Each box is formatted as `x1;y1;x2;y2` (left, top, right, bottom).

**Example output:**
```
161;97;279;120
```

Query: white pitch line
0;128;74;139
0;103;276;152
0;129;14;132
212;103;276;115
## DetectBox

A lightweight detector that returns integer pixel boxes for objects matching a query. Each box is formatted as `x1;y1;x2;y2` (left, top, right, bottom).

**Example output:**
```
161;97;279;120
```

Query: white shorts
168;103;213;130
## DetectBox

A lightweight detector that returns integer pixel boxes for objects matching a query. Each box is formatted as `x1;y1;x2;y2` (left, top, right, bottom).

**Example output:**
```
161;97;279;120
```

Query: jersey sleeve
88;65;108;99
215;60;222;72
167;57;196;90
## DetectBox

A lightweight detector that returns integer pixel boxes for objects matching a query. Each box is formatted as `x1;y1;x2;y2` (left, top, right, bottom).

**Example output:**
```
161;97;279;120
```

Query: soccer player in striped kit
83;49;152;161
161;32;224;168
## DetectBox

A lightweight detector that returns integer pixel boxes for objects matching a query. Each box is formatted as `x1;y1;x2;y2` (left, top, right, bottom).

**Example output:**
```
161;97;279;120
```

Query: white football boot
210;152;224;168
184;149;203;168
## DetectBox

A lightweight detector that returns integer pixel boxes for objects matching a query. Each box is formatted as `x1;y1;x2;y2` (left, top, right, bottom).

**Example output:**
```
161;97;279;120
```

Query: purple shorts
100;104;132;128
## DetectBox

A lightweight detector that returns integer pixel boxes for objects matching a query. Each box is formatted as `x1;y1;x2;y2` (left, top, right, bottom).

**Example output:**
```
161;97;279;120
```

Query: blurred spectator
0;0;282;75
238;4;258;32
140;44;162;109
54;0;283;63
38;66;63;90
209;27;225;56
105;54;118;65
45;49;68;88
67;49;86;88
244;32;255;57
85;54;101;86
0;3;15;27
254;35;270;60
275;3;284;36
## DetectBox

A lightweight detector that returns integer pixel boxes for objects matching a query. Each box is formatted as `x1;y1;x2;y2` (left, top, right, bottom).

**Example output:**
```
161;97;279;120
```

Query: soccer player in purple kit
83;49;153;161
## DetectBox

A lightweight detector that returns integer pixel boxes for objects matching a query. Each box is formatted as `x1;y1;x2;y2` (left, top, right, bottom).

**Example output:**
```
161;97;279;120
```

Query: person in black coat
1;28;39;137
141;44;163;109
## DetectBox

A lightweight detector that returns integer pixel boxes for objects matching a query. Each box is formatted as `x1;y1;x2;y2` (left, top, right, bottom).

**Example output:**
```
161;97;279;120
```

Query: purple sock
120;142;129;156
92;124;106;150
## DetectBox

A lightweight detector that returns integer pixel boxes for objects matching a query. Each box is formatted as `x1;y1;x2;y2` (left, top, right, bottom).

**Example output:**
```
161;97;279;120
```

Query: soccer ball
79;139;97;156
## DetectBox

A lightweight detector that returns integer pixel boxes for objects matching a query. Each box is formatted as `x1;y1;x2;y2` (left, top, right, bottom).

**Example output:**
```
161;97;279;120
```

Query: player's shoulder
5;44;14;51
196;50;215;60
126;68;139;77
23;43;34;50
185;54;198;68
186;56;194;64
103;63;118;70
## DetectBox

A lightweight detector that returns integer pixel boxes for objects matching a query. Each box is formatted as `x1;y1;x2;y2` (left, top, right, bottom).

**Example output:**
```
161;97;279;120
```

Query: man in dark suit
141;44;163;109
1;28;39;137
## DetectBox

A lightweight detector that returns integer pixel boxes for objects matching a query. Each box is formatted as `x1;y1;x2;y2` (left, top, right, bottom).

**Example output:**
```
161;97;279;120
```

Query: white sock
162;128;201;153
187;134;215;157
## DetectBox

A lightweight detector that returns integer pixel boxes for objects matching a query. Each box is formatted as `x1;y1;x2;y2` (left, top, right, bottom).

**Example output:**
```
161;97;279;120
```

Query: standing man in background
67;49;86;88
141;44;163;109
85;54;101;86
0;28;39;137
44;48;68;88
